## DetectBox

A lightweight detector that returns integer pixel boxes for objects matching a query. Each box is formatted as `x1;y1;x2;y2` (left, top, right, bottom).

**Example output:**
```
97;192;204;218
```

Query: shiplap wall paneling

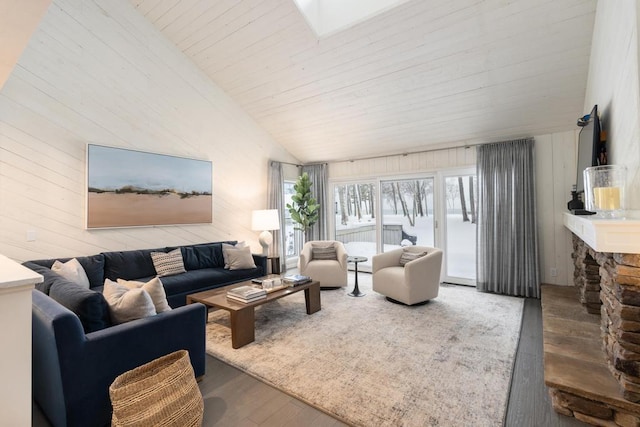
584;0;640;210
534;130;577;286
557;131;579;287
130;0;596;163
0;0;298;262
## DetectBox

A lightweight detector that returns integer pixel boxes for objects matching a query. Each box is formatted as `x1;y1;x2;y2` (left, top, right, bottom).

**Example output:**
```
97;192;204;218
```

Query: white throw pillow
117;277;172;313
51;258;90;288
103;279;156;324
222;241;247;269
150;248;186;277
225;245;257;270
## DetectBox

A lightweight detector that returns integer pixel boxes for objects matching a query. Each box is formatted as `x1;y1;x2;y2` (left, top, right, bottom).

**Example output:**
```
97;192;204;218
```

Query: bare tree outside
458;176;469;222
445;179;459;210
469;176;476;224
338;185;348;225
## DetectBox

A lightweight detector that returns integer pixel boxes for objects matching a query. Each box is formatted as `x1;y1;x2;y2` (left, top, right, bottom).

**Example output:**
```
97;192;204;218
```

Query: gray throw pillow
222;242;247;269
312;246;337;260
226;246;257;270
399;250;428;266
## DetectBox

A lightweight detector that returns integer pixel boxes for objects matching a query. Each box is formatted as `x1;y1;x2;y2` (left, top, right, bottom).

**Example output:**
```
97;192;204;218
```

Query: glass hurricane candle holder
584;165;627;219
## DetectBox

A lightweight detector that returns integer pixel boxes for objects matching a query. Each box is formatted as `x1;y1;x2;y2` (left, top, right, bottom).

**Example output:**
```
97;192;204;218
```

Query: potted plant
286;172;319;240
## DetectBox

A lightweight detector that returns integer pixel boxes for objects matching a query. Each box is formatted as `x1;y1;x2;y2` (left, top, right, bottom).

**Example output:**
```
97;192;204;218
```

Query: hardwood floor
33;294;588;426
504;298;586;427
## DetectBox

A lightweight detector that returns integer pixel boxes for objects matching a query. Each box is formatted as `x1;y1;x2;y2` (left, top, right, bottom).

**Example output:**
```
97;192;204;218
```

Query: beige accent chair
372;246;443;305
298;240;348;288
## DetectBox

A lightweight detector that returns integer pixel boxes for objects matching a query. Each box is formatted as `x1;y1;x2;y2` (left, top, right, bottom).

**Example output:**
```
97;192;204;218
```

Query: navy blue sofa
26;241;267;427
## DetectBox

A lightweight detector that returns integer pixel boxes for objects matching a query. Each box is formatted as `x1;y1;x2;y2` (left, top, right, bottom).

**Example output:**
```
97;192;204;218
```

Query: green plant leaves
287;172;319;232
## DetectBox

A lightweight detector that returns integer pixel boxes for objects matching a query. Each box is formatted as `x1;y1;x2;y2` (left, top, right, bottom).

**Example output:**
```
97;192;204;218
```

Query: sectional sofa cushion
158;267;261;297
103;248;166;281
176;242;234;270
29;254;106;289
23;262;65;295
49;279;111;333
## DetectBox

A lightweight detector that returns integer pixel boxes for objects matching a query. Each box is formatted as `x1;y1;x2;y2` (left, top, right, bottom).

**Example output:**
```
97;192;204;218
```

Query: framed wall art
86;144;212;228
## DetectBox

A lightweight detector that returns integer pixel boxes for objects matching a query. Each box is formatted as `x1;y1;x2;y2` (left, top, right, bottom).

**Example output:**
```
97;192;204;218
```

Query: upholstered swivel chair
372;246;443;305
298;240;348;288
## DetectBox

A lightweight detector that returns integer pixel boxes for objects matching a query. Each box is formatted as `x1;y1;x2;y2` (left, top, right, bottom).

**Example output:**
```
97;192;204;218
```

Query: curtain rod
339;143;475;164
333;137;533;164
273;160;328;167
275;137;531;166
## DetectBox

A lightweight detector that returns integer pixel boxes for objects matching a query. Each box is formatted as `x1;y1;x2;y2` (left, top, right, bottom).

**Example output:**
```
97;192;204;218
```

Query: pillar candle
593;187;621;210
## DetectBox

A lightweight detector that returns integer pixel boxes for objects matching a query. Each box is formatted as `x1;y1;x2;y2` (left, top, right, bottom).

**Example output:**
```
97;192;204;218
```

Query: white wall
0;0;51;91
328;133;576;286
535;130;578;286
0;0;299;262
583;0;640;210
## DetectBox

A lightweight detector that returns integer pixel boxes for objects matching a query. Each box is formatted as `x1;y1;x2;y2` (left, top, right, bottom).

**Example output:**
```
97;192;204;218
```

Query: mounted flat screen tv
575;104;605;194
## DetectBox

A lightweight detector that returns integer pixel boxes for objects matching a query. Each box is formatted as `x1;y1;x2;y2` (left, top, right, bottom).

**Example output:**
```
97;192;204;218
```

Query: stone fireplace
573;235;640;402
547;213;640;425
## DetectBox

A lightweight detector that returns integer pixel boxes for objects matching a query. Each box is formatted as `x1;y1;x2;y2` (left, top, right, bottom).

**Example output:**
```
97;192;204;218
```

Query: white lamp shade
251;209;280;231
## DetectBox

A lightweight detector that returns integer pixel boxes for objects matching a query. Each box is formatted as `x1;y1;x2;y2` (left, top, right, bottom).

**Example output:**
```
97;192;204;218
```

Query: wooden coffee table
187;279;320;349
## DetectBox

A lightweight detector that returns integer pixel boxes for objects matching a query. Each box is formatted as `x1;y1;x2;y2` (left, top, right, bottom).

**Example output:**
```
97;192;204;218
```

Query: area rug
205;275;524;426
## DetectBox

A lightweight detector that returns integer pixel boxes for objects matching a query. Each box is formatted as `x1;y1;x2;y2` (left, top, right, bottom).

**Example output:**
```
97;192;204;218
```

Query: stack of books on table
282;274;312;286
226;285;267;303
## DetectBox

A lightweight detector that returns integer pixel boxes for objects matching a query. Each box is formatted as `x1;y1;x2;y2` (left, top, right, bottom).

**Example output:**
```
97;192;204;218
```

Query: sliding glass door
333;182;376;271
380;178;435;250
330;171;476;285
441;170;477;285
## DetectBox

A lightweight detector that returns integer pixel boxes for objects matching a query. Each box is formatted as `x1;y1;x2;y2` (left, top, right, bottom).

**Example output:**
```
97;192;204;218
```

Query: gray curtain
267;160;286;273
476;138;540;298
301;163;328;241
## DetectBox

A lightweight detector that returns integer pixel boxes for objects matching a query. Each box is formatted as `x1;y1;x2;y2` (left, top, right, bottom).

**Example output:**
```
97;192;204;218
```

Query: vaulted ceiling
130;0;597;163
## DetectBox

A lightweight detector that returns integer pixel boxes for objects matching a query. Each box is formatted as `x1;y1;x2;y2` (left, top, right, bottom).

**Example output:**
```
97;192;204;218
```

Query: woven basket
109;350;203;427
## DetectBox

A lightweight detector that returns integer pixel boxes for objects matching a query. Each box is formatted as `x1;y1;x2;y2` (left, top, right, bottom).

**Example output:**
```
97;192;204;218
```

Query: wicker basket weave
109;350;203;427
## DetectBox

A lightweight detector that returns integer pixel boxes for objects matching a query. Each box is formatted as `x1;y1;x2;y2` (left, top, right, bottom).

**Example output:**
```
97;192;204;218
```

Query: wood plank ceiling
130;0;597;163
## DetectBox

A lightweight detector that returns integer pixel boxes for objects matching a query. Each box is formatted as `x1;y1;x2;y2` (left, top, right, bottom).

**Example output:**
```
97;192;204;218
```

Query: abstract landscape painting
86;144;212;228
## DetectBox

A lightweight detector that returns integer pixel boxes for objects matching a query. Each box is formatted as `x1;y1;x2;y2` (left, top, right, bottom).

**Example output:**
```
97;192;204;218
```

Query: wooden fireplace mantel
563;212;640;254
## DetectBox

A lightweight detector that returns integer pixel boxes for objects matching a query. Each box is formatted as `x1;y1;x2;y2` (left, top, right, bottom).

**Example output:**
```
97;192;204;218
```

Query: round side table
347;256;367;297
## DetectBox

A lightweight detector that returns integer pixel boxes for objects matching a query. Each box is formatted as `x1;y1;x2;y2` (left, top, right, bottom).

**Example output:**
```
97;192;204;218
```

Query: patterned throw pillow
150;248;186;277
312;245;337;260
399;250;428;266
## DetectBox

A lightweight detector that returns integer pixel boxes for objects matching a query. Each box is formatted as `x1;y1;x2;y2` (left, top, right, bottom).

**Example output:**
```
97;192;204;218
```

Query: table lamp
251;209;280;256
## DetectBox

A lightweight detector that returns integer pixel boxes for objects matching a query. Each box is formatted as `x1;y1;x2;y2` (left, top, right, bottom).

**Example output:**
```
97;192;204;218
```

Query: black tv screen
576;105;604;194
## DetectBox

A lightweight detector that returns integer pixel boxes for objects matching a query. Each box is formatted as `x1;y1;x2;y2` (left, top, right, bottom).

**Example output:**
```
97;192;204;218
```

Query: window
284;181;303;266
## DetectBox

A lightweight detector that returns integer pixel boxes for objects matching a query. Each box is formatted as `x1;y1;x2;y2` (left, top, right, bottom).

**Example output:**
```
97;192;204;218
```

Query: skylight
293;0;413;38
